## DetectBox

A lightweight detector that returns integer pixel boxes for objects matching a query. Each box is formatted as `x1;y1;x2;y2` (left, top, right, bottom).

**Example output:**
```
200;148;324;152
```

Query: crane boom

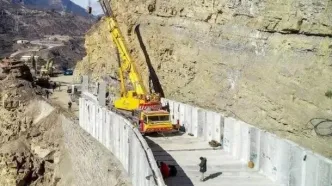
99;1;161;111
98;0;179;134
107;17;147;95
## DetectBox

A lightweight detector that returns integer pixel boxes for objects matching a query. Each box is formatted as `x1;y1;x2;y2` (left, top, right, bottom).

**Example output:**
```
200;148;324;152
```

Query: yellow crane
98;1;178;134
40;58;54;77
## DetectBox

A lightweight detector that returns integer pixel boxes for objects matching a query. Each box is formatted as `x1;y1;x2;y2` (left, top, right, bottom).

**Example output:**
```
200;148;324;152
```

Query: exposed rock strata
75;0;332;158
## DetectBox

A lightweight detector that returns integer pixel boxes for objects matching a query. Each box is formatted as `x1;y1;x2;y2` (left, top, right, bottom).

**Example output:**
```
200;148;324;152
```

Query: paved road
146;134;280;186
9;38;65;58
49;75;280;186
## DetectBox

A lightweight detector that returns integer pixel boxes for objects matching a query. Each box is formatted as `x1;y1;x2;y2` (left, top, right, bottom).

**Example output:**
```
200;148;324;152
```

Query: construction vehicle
39;58;54;78
98;1;178;134
63;69;73;75
34;58;54;87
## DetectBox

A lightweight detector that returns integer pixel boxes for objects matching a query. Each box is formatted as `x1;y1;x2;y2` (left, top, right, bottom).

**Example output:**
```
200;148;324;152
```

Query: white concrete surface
162;98;332;186
79;98;166;186
146;135;280;186
78;87;332;186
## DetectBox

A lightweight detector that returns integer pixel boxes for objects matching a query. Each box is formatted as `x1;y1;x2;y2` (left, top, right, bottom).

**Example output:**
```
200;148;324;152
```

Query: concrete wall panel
79;98;165;186
304;152;319;186
223;117;233;153
239;121;250;162
249;127;261;170
191;107;199;136
105;112;111;150
275;138;292;185
259;132;276;180
168;100;175;124
206;111;214;141
160;98;168;107
184;105;192;134
79;98;83;127
173;101;180;124
288;143;304;186
211;112;221;142
179;103;185;127
197;109;205;138
316;156;332;186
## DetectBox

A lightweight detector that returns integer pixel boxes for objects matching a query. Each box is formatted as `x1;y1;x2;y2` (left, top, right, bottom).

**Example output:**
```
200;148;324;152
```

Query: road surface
146;134;280;186
50;75;79;116
49;75;280;186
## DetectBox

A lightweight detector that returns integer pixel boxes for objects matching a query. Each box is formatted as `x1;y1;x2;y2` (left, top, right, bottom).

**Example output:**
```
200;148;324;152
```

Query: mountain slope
14;0;90;17
0;0;93;57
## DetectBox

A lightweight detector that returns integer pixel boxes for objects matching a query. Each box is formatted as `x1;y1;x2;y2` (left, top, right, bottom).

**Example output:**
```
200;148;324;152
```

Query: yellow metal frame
103;14;174;133
106;17;149;110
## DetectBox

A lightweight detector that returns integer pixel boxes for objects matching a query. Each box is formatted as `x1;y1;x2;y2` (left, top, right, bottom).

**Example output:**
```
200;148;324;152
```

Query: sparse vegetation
325;90;332;98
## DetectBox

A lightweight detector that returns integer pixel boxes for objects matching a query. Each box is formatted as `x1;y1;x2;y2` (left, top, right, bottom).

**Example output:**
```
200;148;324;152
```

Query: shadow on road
145;137;194;186
204;172;222;181
147;131;186;138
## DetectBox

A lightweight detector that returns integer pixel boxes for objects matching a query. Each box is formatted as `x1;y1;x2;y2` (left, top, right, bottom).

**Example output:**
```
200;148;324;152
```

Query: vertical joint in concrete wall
98;81;106;107
82;75;89;92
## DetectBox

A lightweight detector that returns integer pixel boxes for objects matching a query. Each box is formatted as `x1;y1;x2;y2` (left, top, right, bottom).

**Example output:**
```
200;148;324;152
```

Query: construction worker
68;101;72;111
168;164;177;177
159;161;170;179
199;157;207;181
45;90;50;99
52;82;56;92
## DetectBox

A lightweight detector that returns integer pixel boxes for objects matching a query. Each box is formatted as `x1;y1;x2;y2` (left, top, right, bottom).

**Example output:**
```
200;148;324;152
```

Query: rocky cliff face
75;0;332;157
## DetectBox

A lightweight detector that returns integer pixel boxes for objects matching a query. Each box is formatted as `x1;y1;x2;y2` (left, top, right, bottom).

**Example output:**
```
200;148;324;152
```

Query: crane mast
97;0;179;134
99;1;160;111
107;17;147;96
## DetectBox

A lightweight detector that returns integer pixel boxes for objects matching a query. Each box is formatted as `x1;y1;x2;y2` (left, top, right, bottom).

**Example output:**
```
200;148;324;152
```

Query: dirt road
49;75;79;116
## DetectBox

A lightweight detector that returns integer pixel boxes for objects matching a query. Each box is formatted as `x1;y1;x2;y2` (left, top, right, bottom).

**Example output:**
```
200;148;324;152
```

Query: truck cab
134;110;178;134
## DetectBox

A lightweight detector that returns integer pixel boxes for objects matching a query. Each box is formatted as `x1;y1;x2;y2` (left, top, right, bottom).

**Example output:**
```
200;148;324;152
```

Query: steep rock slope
75;0;332;157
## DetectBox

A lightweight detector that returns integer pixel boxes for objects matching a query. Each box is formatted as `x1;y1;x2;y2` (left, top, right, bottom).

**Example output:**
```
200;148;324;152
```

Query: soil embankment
0;77;131;186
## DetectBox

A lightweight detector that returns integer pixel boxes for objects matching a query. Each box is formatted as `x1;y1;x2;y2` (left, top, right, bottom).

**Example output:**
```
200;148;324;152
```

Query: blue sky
71;0;103;15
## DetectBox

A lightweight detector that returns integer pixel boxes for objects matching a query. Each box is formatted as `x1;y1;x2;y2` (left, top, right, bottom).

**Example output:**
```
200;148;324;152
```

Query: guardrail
79;97;166;186
161;98;332;186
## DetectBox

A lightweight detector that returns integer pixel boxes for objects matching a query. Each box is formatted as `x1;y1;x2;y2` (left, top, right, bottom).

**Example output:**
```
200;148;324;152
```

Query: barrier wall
161;98;332;186
79;98;166;186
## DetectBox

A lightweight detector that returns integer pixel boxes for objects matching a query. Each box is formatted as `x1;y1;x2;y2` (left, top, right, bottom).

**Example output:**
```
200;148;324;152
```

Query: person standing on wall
199;157;207;181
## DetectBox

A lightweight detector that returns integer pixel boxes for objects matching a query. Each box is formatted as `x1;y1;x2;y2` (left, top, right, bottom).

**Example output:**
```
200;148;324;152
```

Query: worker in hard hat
199;157;207;181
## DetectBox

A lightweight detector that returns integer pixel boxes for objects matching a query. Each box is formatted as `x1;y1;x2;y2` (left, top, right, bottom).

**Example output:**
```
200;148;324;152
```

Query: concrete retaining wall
79;98;166;186
161;98;332;186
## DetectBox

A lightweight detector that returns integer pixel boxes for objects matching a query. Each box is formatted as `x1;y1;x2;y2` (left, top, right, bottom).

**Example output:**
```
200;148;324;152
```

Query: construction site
0;0;331;186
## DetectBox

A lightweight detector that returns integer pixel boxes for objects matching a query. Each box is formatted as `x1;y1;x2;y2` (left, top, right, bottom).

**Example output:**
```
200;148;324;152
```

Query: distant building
20;55;39;62
16;40;30;44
